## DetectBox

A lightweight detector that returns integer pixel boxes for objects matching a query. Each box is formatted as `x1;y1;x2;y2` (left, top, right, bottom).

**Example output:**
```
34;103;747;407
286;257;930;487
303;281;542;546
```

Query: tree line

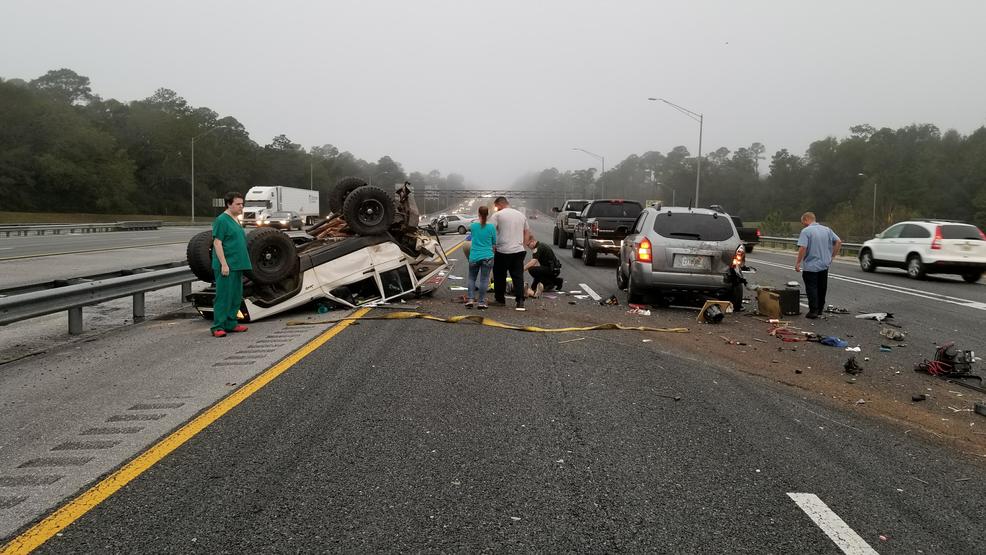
518;125;986;241
0;68;466;218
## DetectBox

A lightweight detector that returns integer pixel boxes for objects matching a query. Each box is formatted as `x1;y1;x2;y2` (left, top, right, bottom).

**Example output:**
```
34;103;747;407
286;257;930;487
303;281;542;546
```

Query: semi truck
240;186;321;226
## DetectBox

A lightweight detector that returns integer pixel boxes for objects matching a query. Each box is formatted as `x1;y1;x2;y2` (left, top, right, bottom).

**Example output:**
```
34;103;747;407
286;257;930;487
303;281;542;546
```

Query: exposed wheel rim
908;258;921;277
356;199;386;226
860;253;873;270
259;246;283;269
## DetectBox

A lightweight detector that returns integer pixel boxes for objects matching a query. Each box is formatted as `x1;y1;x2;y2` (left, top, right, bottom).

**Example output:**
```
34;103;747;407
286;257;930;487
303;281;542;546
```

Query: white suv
858;220;986;282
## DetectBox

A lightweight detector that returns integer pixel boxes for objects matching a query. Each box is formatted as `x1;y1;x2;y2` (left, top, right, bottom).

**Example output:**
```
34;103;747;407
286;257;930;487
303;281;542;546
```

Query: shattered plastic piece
824;305;850;314
855;398;866;405
702;304;725;324
880;346;892;353
600;295;620;306
855;312;893;321
573;295;589;300
627;308;652;316
449;286;468;291
844;356;862;375
845;346;861;352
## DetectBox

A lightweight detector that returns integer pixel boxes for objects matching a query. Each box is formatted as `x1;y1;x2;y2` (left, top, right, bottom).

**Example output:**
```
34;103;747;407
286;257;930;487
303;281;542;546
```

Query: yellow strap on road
289;311;689;334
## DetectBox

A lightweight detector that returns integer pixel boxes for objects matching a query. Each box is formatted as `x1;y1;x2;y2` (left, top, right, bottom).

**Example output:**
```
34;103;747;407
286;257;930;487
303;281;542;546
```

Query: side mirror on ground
552;207;561;213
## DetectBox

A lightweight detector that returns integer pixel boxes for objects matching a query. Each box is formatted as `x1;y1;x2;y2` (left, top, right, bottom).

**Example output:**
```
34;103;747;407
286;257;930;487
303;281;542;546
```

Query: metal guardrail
0;220;162;237
0;266;197;335
759;236;863;257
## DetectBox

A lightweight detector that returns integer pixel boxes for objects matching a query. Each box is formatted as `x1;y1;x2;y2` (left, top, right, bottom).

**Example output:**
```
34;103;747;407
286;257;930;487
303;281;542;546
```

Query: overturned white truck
186;179;451;322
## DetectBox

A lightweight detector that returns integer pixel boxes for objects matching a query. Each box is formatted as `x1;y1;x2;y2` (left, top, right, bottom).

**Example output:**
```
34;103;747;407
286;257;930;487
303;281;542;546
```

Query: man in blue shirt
795;212;842;319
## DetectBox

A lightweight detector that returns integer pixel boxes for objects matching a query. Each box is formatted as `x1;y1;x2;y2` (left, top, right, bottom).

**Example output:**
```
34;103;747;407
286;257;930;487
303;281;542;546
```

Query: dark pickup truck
572;199;644;266
730;216;760;253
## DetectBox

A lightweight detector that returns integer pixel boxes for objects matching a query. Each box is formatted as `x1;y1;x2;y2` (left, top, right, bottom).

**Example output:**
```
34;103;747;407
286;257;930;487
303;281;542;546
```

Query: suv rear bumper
630;261;735;292
926;260;986;273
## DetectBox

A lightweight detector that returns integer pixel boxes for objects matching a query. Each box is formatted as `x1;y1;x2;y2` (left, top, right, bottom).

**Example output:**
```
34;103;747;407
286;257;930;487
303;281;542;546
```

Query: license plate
673;254;711;270
961;244;971;251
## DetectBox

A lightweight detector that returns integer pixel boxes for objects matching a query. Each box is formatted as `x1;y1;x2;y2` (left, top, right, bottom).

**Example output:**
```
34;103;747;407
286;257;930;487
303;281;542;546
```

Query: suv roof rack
912;218;967;224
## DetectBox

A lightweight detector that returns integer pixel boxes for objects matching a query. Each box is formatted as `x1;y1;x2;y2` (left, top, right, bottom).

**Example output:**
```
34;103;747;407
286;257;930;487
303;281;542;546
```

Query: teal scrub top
212;212;252;271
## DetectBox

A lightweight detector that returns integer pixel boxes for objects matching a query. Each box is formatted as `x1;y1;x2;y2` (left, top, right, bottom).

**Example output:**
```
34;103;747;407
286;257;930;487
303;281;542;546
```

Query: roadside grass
0;211;213;225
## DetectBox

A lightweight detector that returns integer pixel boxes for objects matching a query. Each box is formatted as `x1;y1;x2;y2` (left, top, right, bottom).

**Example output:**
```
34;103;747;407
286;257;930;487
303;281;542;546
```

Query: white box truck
240;186;321;226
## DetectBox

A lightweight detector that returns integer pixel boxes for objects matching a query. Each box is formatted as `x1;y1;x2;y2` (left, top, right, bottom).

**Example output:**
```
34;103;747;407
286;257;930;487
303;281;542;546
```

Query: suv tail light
731;245;746;268
756;228;761;238
931;226;943;250
591;221;599;234
978;227;986;241
636;238;652;262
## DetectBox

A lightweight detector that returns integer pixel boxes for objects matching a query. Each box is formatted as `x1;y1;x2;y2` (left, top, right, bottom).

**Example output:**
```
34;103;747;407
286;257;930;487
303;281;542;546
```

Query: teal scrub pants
211;270;243;332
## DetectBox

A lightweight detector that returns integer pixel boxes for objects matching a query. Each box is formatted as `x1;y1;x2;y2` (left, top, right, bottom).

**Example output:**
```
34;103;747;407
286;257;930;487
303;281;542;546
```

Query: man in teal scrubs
211;192;253;337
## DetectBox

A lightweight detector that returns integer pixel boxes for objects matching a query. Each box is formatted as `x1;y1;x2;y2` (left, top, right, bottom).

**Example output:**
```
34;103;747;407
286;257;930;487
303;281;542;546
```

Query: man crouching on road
211;192;252;337
524;235;563;298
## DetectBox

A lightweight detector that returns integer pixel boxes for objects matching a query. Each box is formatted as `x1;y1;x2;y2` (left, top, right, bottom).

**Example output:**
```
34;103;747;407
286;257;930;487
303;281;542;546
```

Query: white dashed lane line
788;493;879;554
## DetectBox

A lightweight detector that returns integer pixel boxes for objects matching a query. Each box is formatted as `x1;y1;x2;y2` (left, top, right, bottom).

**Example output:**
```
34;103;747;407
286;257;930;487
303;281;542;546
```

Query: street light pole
648;97;703;206
190;125;227;224
572;148;605;198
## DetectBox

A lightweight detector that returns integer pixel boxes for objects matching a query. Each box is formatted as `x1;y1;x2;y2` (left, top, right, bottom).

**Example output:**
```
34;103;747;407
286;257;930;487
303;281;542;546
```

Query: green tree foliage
0;70;467;218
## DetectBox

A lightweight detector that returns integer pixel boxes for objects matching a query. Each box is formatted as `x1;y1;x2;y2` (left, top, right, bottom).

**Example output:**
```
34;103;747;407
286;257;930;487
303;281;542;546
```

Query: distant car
431;214;475;234
257;211;304;230
858;220;986;282
617;206;747;308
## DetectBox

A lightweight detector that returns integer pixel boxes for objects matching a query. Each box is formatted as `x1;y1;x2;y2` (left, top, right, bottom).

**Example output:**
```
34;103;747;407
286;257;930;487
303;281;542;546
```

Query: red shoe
230;325;248;333
212;330;227;338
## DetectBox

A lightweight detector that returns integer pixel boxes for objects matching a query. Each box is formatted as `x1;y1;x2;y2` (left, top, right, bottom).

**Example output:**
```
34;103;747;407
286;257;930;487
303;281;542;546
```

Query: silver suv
616;206;746;307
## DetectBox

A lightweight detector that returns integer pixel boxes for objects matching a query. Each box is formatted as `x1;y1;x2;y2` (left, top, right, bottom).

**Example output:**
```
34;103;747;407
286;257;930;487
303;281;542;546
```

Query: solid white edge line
579;283;602;301
787;493;879;555
749;258;986;311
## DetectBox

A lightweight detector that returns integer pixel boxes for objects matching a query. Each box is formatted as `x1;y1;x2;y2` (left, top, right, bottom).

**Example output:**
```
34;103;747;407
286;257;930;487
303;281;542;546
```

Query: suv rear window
653;212;735;241
941;224;983;240
565;201;589;212
587;202;642;218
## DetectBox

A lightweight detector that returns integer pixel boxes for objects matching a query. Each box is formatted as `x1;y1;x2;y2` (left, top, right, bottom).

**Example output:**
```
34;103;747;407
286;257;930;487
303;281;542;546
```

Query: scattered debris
698;300;733;324
880;327;907;341
449;286;468;291
879;346;892;353
855;398;866;405
568;300;577;305
821;336;849;348
753;338;767;343
642;339;653;343
795;368;803;374
844;356;863;375
856;312;893;321
845;346;861;352
448;275;464;280
824;305;850;314
627;307;652;316
600;295;620;306
912;394;928;402
720;336;748;346
654;392;682;401
573;295;589;300
558;337;586;344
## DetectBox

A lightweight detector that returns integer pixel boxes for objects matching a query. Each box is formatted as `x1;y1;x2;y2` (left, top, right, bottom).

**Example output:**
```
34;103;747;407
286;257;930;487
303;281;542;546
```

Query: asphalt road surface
0;220;981;553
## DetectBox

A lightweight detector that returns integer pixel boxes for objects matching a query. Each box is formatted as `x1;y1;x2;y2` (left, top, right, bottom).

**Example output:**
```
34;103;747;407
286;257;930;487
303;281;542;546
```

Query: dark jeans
493;251;526;304
802;269;829;315
528;266;561;291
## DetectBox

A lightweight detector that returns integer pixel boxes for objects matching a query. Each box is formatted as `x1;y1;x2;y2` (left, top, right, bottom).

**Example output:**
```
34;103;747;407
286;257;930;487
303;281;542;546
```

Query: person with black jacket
524;235;563;298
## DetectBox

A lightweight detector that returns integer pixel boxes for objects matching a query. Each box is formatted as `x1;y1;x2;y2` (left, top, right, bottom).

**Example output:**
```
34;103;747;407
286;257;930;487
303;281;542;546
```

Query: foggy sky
2;0;985;187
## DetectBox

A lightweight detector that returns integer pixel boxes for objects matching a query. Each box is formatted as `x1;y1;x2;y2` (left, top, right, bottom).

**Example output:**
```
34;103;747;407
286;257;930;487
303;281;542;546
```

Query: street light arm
192;125;228;144
648;97;702;122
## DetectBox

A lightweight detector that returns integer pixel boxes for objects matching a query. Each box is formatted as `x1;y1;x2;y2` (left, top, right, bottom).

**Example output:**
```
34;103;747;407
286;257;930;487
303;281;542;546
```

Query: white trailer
241;186;321;226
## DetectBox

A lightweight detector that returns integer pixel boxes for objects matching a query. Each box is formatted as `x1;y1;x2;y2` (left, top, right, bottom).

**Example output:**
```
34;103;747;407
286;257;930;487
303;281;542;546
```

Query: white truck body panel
242;186;320;225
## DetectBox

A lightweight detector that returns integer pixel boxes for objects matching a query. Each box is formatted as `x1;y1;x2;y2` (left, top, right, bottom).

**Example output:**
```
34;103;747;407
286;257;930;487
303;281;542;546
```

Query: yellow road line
0;242;187;261
445;239;465;255
1;306;372;555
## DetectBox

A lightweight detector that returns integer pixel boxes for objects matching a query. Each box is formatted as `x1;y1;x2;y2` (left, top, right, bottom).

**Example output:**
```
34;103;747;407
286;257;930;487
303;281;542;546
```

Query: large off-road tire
245;227;298;285
859;249;877;272
186;230;215;283
584;243;598;266
329;176;369;215
552;227;559;246
906;254;926;280
343;185;396;236
558;229;569;249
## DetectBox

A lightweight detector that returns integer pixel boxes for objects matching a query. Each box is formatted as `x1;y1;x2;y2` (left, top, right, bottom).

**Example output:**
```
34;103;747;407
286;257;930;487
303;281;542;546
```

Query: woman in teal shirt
466;205;496;309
